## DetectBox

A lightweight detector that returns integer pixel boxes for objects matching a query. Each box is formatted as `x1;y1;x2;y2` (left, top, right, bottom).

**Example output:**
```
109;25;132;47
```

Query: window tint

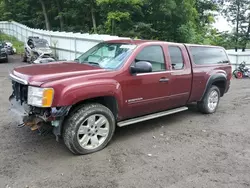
190;46;229;65
136;45;165;72
168;46;184;70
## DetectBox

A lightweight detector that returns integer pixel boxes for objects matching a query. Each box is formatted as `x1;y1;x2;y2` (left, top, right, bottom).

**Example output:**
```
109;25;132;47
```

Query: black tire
5;58;8;63
63;103;116;155
197;85;221;114
233;70;238;78
22;53;27;62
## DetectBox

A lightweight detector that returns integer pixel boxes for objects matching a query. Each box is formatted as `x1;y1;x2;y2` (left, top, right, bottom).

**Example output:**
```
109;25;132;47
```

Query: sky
213;14;233;32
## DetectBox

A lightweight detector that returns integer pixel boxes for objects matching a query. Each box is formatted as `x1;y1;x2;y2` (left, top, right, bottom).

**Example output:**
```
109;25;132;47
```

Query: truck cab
9;39;232;155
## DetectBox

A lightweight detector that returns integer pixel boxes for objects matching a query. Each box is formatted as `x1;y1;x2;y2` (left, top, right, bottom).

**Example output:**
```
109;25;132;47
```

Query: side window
168;46;184;70
190;46;229;65
28;40;34;48
135;45;166;72
27;39;32;46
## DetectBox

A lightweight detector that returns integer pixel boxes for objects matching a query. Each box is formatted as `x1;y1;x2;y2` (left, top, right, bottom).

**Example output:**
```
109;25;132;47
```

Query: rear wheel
197;85;221;114
63;103;116;155
233;70;243;79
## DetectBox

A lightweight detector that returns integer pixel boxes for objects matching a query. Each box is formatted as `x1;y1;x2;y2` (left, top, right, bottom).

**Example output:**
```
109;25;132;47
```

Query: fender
200;72;227;101
52;79;124;110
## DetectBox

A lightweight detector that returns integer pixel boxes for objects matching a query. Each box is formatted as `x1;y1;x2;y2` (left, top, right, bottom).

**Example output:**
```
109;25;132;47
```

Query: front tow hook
17;123;25;128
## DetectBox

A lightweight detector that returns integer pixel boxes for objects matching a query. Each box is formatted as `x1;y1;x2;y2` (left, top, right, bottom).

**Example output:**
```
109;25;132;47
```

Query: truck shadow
112;103;200;142
7;103;201;156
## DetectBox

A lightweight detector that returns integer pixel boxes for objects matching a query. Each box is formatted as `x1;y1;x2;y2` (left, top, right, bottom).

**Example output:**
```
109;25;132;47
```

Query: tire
22;53;27;62
63;103;116;155
197;85;221;114
233;70;238;78
233;70;243;79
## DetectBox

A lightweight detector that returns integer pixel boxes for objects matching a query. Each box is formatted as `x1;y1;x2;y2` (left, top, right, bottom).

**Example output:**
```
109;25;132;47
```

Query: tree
39;0;50;30
54;0;64;31
222;0;250;51
0;0;232;49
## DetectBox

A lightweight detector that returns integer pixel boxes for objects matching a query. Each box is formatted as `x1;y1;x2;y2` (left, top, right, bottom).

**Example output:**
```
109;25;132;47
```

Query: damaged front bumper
9;96;71;137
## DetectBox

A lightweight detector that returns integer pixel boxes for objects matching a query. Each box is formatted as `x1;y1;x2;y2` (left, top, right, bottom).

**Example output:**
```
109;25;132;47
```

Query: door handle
159;78;169;83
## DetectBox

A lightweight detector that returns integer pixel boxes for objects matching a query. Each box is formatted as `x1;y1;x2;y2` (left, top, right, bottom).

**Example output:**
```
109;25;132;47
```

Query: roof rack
28;36;39;39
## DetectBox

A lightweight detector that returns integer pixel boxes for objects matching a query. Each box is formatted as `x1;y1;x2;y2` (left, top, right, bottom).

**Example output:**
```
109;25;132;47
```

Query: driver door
122;45;172;119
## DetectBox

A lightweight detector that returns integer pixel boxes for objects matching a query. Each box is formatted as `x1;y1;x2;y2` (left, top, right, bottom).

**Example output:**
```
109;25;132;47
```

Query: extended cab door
121;44;172;119
166;44;192;108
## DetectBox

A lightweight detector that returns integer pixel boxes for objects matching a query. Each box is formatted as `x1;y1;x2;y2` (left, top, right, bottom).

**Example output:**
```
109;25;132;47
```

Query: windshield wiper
217;60;229;64
87;61;100;67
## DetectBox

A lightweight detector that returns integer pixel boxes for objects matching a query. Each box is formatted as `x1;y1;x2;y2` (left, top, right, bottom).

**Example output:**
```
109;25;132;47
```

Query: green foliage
222;0;250;50
1;0;248;49
0;33;24;54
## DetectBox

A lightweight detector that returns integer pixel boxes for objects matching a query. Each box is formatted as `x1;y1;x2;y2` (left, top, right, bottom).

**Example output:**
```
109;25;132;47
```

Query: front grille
11;80;28;104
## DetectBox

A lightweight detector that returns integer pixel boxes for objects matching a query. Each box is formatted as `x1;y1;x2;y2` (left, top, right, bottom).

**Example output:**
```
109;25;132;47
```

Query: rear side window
168;46;184;70
136;45;166;72
190;46;229;65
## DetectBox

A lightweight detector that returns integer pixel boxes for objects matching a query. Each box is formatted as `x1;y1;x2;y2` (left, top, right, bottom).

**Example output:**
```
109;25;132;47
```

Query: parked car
3;41;15;55
23;36;53;63
0;42;8;62
9;39;232;155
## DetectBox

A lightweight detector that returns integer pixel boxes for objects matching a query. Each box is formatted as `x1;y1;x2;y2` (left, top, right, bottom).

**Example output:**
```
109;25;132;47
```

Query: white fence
226;50;250;71
0;21;128;60
0;21;249;72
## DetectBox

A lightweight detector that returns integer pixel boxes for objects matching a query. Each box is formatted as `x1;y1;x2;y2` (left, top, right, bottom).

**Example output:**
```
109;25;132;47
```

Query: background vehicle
233;61;250;78
9;39;232;155
0;42;8;62
3;41;16;55
23;36;53;63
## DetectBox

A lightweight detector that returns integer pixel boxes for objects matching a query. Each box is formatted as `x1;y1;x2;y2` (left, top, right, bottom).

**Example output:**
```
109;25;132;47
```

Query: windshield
75;42;137;70
35;40;49;48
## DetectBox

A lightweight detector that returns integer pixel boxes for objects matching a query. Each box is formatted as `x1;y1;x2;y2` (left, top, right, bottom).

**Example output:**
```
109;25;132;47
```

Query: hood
12;61;108;86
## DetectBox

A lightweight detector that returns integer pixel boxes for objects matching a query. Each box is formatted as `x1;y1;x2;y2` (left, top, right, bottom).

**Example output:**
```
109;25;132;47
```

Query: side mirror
130;61;152;74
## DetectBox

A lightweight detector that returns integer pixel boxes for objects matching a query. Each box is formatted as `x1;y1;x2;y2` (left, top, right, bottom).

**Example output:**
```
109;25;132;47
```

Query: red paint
237;72;243;79
12;39;232;121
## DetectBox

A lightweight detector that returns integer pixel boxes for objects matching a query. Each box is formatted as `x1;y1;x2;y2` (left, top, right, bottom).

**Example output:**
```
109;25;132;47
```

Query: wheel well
212;80;226;97
69;96;119;119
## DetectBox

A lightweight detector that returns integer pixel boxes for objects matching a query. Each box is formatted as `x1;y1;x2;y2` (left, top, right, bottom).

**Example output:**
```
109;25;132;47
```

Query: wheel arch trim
200;73;227;101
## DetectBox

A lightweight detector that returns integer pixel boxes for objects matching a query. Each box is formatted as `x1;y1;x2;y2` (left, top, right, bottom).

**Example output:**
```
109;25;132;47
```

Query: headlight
28;86;54;107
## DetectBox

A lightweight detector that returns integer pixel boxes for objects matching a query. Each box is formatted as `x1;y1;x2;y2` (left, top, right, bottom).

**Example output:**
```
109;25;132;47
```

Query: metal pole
74;38;77;59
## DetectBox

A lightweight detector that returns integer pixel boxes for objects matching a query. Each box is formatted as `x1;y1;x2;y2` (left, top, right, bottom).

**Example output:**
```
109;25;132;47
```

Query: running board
117;106;188;127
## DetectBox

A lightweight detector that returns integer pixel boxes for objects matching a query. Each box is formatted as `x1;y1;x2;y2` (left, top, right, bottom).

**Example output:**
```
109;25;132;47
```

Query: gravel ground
0;55;250;188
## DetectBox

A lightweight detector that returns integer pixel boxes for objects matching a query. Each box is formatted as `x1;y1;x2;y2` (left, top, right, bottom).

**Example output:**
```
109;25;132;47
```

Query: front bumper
9;96;30;123
9;95;71;135
0;54;7;59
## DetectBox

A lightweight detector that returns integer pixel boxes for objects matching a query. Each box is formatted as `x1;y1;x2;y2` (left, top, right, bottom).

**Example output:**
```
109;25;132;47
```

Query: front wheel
197;85;221;114
63;103;116;155
22;53;28;62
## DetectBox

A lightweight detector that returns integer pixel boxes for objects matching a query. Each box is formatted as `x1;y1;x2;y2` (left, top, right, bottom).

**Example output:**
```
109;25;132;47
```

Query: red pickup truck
9;39;232;155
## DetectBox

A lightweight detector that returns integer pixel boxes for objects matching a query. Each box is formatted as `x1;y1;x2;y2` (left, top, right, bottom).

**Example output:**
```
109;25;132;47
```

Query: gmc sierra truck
9;39;232;155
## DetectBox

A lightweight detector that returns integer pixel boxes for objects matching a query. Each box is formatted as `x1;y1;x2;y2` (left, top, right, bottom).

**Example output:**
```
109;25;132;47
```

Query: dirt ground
0;55;250;188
